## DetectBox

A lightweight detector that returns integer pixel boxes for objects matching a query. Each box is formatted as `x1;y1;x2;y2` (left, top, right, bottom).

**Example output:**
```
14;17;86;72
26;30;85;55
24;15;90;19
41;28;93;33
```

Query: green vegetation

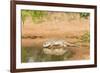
80;32;90;42
80;12;90;19
21;47;73;62
21;10;48;24
21;47;28;62
21;10;31;24
21;10;90;24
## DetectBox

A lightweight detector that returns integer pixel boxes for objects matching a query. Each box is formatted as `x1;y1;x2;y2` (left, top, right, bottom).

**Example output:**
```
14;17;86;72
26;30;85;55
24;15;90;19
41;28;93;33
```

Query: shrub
21;10;48;24
80;12;90;19
80;32;90;42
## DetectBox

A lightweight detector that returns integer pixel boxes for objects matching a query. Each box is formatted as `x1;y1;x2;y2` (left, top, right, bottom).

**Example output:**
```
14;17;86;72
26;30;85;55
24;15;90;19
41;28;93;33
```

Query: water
21;46;74;63
21;40;90;63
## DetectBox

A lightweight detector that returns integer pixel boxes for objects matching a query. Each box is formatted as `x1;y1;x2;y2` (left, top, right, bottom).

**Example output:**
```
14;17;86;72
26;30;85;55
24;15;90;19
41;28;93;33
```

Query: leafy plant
21;10;48;24
80;12;90;19
31;11;47;22
21;10;31;24
80;32;90;42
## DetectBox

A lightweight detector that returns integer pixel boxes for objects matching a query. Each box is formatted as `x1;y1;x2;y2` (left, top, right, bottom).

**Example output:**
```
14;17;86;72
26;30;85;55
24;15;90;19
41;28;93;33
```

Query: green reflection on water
21;47;73;63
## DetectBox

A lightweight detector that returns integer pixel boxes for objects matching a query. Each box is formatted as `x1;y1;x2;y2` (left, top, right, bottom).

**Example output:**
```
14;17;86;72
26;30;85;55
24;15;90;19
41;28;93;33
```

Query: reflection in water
22;40;77;63
22;47;73;62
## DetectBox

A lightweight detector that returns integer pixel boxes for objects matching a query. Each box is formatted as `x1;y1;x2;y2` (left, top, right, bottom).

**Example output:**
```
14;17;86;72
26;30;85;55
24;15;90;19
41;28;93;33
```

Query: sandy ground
21;12;90;60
